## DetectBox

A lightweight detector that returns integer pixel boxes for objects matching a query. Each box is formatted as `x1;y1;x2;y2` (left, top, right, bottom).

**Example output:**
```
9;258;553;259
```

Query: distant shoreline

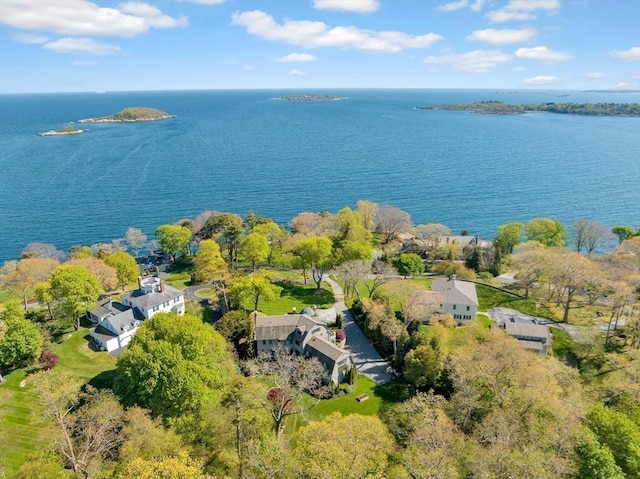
272;94;348;102
416;101;640;117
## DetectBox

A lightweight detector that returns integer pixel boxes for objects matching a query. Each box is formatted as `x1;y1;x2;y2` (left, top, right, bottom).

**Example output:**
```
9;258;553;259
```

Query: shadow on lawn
88;370;117;390
373;379;412;413
276;281;335;307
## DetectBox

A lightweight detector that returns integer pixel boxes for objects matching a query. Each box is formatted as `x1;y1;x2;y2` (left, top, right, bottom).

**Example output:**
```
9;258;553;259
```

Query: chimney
137;276;142;288
160;281;165;293
451;274;457;281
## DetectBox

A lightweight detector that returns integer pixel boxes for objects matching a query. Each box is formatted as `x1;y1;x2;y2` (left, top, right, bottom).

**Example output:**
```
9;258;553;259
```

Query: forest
1;202;639;479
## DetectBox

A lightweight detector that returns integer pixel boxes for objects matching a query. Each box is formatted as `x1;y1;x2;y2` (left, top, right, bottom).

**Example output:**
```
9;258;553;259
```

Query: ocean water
1;89;639;263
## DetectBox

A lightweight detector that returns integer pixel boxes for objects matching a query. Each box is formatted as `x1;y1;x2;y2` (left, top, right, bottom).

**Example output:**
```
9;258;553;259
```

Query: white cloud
313;0;380;13
289;68;308;76
243;65;254;71
71;60;98;66
487;0;560;23
11;32;49;44
177;0;225;4
466;28;537;45
0;0;186;37
437;0;468;12
515;46;571;62
424;49;513;73
613;82;630;89
276;53;318;63
524;75;559;84
586;72;605;79
512;66;527;72
43;37;122;55
610;47;640;62
231;10;442;53
437;0;485;12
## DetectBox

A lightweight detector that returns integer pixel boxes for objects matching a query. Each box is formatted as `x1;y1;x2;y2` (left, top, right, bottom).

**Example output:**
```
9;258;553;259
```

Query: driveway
324;276;393;384
488;306;581;338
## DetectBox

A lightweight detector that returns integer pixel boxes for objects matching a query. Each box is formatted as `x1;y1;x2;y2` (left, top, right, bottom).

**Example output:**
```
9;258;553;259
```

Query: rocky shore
37;127;87;136
77;107;175;123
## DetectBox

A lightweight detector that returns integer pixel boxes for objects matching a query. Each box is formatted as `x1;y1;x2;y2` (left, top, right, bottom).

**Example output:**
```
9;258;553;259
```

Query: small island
272;94;347;101
416;100;640;117
37;125;87;137
77;107;175;123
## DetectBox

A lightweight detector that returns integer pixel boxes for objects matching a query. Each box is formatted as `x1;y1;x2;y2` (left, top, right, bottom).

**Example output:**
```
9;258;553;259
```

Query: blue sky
0;0;638;93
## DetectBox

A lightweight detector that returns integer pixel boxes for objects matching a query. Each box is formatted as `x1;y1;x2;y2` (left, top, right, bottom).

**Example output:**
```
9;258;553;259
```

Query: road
323;276;393;384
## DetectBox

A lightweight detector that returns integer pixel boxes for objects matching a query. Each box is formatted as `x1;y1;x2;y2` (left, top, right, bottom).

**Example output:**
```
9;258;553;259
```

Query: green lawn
250;280;335;315
549;327;576;362
307;377;412;421
476;312;493;328
476;284;556;319
0;289;20;303
0;325;116;476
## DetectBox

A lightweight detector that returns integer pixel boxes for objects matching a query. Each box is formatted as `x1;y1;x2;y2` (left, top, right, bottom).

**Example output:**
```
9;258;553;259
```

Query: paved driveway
324;277;393;384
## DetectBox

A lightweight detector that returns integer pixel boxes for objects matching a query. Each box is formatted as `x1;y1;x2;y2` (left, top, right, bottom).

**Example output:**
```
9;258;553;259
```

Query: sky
0;0;639;93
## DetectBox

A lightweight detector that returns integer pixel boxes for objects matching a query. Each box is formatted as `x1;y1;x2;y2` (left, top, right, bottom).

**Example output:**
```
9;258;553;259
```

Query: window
453;305;457;310
466;306;470;311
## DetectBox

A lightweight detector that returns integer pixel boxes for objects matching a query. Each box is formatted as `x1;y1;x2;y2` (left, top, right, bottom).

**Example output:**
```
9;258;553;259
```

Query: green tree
240;232;270;271
70;245;94;259
612;224;637;244
215;310;255;359
118;451;205;479
154;224;192;262
293;236;334;289
403;343;441;389
193;239;227;284
574;430;625;479
291;413;394;479
199;213;244;267
118;407;184;464
337;239;373;264
494;222;524;255
525;217;567;247
586;404;640;477
229;273;283;312
356;199;379;231
0;301;43;368
105;251;139;290
392;253;425;278
15;452;68;479
116;313;232;417
252;221;288;265
44;264;103;330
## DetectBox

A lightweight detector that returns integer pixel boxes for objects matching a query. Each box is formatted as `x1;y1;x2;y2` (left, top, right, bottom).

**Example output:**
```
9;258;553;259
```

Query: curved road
324;276;393;384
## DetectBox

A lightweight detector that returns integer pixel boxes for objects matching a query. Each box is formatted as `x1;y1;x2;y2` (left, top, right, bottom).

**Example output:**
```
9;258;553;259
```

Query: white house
255;314;353;383
89;276;185;353
432;275;479;325
121;276;185;319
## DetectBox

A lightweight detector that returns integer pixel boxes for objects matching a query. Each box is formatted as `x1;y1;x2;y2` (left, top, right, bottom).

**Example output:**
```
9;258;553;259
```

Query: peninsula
37;125;87;136
273;94;347;101
77;107;175;123
416;100;640;117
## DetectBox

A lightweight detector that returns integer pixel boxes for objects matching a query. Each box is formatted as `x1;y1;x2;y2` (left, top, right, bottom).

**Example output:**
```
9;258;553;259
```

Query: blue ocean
1;89;639;263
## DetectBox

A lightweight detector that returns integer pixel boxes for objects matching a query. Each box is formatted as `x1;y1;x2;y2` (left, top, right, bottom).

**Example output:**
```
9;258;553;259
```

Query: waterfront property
89;276;185;352
255;314;353;383
432;275;479;324
502;317;551;355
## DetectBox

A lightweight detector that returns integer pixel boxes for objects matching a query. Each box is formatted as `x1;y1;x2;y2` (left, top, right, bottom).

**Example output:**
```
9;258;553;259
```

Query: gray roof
255;314;324;342
305;335;349;364
432;278;479;306
122;283;184;310
90;299;130;319
103;309;140;334
516;339;546;352
91;324;117;341
505;320;550;342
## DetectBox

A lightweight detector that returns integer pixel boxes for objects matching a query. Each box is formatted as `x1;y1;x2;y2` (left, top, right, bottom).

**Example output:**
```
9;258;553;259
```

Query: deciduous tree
385;281;442;328
0;301;43;368
525;217;567;247
494;222;524;255
240;232;270;271
572;219;614;256
356;200;379;231
252;221;288;265
334;260;369;299
154;224;192;262
199;213;244;267
293;236;333;289
193;239;227;284
612;224;637;244
229;273;283;313
21;242;65;261
125;227;148;257
392;253;425;278
215;310;255;359
0;257;59;309
66;257;118;291
105;252;139;290
376;205;412;244
289;211;334;238
509;248;549;298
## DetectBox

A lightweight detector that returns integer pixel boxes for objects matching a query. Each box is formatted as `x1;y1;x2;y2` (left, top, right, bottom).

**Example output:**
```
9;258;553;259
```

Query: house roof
255;314;323;342
90;299;130;318
305;335;349;364
432;278;479;306
103;309;140;334
91;324;117;341
122;283;184;310
515;339;546;352
505;320;550;342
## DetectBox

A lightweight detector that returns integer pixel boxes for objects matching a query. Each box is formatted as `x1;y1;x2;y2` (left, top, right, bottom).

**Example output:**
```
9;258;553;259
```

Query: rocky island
416;100;640;116
272;94;347;101
77;106;175;123
37;125;87;136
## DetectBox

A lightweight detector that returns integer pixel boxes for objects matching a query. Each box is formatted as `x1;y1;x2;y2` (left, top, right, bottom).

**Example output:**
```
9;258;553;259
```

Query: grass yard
0;325;116;476
549;327;577;363
307;377;412;422
476;312;493;328
0;289;20;303
476;284;556;319
250;280;335;315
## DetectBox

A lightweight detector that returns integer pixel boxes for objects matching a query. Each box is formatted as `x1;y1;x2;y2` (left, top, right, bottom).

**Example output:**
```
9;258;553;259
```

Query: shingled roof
432;278;479;306
121;283;184;310
255;314;324;342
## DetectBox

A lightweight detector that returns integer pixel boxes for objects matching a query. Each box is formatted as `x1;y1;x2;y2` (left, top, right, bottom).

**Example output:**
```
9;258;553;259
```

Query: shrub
335;313;343;329
39;351;59;370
